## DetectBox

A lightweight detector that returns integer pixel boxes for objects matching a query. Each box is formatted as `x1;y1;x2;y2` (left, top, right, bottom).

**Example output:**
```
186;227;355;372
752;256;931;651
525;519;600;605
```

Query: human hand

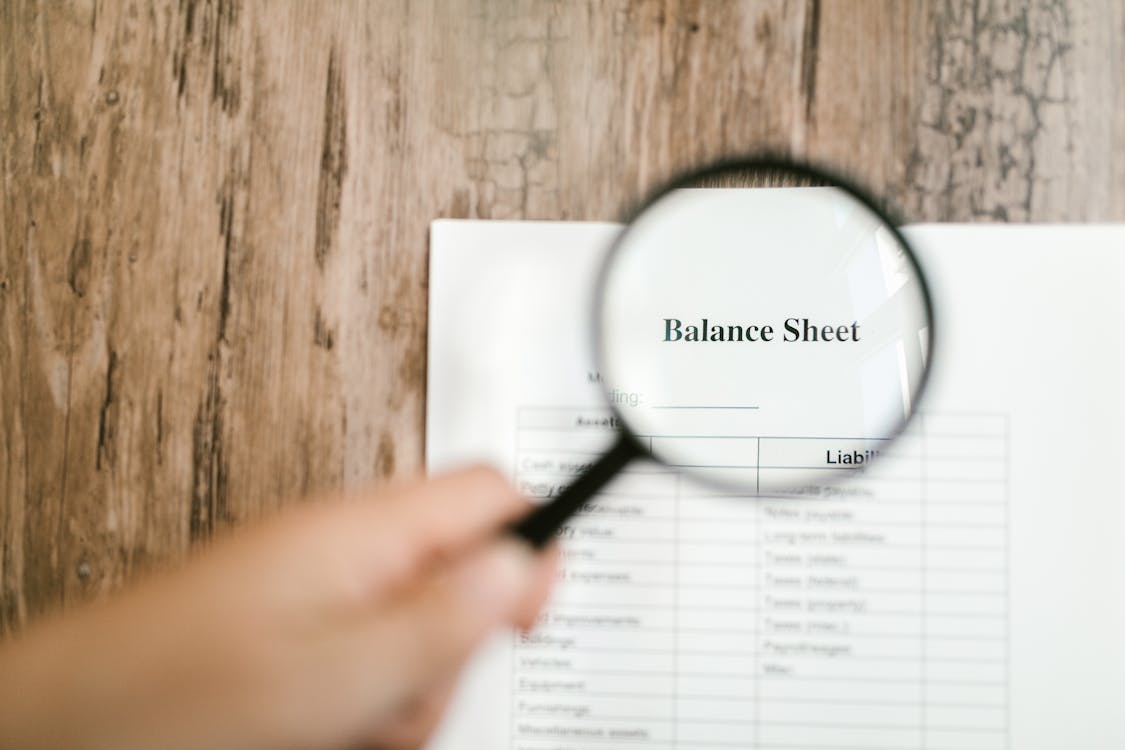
0;466;557;750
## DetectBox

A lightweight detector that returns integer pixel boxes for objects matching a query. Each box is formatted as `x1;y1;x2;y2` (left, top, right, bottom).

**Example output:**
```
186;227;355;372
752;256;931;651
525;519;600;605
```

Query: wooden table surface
1;0;1121;634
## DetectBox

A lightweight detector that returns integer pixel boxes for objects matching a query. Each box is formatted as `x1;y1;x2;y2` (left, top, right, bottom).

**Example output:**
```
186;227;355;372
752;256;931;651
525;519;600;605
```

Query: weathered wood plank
900;0;1117;222
1;0;1121;634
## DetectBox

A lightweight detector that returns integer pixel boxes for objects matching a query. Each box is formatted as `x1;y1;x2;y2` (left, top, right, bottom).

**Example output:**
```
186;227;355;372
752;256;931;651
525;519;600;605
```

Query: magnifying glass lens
599;171;932;493
510;160;934;547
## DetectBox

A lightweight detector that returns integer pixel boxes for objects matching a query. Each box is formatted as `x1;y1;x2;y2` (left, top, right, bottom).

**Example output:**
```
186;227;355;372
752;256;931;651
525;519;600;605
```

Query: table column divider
673;468;680;747
755;436;762;747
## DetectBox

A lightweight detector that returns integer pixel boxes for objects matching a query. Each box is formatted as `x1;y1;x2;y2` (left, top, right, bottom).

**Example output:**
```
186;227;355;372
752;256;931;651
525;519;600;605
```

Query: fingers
511;541;561;630
358;543;560;748
357;538;551;714
317;465;541;597
360;673;458;750
377;465;531;555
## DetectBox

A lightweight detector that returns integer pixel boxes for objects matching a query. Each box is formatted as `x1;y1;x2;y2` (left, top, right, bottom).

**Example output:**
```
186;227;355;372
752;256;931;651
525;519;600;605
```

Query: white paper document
425;220;1125;749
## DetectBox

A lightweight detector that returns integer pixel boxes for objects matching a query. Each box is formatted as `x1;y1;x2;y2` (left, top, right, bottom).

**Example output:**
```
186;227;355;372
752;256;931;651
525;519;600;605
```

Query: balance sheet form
426;221;1125;750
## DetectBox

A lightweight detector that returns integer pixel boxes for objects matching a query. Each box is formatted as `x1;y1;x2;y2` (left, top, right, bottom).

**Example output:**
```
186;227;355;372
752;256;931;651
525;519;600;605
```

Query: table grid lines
511;406;1008;749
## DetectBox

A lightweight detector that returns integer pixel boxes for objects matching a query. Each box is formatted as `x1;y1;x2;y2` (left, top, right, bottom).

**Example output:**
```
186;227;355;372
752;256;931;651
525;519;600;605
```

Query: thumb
362;539;547;710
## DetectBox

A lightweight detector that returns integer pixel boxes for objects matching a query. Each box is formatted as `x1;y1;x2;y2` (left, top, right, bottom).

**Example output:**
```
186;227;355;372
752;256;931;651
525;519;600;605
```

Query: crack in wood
66;238;91;297
217;189;234;344
95;349;117;471
374;431;396;479
313;306;336;351
189;178;239;542
184;0;198;39
800;0;821;123
314;44;347;270
190;356;227;542
210;0;241;114
155;389;164;465
31;75;47;176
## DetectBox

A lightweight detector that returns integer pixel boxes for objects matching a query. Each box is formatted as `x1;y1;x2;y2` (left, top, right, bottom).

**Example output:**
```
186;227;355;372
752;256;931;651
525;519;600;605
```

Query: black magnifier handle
509;434;643;548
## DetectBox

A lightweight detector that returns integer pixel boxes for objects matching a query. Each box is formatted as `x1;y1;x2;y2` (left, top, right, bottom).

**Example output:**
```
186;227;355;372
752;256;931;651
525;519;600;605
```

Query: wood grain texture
1;0;1122;633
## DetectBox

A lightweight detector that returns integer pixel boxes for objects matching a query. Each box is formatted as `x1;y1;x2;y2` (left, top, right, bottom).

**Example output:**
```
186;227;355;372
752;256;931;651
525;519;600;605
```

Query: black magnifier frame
510;155;937;548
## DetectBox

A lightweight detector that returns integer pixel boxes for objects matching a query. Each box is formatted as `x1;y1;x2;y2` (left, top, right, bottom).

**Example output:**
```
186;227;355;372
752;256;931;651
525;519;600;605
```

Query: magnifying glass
510;157;935;547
